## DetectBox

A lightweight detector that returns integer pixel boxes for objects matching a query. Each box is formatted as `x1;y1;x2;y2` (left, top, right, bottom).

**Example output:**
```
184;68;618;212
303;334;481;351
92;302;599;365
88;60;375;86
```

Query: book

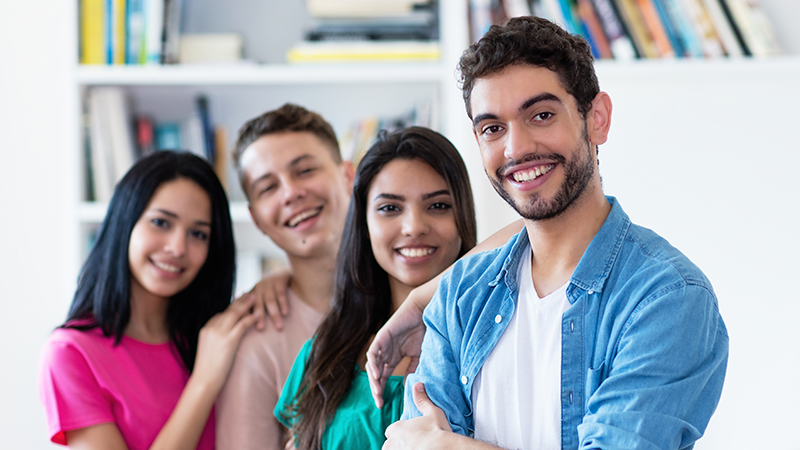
125;0;145;64
195;95;216;162
81;0;106;64
213;127;229;192
469;0;495;42
162;0;183;64
716;0;750;55
650;0;686;57
87;89;114;202
286;40;440;62
306;0;425;18
724;0;782;57
577;0;614;59
662;0;705;57
96;88;136;186
699;0;744;56
635;0;676;57
134;115;156;158
679;0;724;57
616;0;660;58
588;0;638;59
110;0;127;64
144;0;164;64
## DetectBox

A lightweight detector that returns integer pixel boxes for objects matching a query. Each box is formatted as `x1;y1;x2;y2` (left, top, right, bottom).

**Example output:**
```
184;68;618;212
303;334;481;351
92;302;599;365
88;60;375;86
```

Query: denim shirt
403;197;728;450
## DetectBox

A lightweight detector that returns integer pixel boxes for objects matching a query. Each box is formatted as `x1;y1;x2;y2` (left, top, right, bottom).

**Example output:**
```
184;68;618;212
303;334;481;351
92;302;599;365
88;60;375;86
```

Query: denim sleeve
401;270;471;436
578;283;729;449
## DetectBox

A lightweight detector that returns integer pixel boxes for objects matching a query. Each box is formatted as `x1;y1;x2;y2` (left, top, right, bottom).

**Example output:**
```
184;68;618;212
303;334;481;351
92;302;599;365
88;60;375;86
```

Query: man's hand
366;293;426;408
247;267;292;330
383;383;449;450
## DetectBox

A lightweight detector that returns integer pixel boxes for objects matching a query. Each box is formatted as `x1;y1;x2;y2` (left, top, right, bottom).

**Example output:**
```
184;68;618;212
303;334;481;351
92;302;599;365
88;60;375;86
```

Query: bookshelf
70;0;800;258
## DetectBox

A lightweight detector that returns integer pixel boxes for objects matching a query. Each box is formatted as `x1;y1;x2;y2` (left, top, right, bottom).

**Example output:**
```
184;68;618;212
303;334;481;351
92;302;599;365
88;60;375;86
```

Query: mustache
495;153;566;179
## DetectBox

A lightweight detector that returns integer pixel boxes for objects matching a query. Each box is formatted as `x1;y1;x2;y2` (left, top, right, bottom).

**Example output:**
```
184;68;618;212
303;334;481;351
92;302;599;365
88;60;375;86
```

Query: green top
274;339;405;450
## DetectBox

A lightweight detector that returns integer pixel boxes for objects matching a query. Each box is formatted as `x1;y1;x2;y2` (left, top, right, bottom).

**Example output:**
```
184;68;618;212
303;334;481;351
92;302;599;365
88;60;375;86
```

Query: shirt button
588;290;595;295
461;375;468;385
495;314;502;323
570;321;574;332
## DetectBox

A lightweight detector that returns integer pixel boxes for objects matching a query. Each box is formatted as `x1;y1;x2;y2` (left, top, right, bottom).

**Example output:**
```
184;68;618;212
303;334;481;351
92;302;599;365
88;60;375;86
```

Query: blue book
125;0;144;64
651;0;686;57
155;123;182;151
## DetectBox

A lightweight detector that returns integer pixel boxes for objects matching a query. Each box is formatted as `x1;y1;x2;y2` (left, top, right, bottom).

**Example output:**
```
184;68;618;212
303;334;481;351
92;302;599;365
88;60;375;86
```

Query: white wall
0;1;74;449
1;0;798;449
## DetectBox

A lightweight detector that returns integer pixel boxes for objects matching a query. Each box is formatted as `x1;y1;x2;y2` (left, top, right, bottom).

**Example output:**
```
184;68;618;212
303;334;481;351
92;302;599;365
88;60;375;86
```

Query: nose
281;177;307;206
164;230;187;257
401;208;430;237
503;124;534;162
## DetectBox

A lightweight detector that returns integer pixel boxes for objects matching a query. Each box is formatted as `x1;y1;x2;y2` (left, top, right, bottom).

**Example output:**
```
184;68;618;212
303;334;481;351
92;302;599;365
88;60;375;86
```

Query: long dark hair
64;151;235;372
284;127;477;449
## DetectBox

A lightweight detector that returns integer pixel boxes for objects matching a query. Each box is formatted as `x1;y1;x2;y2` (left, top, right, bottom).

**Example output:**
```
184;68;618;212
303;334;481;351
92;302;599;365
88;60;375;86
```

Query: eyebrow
249;154;315;190
154;209;211;227
373;190;451;202
472;92;562;127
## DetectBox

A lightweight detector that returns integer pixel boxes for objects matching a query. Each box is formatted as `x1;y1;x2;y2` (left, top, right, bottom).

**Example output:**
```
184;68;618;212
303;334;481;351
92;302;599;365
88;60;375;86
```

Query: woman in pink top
39;151;258;450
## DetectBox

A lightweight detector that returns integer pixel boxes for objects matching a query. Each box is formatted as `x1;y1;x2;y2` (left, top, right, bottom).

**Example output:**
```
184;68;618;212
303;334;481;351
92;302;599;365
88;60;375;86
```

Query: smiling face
471;64;607;221
128;178;212;302
241;131;354;259
366;158;462;299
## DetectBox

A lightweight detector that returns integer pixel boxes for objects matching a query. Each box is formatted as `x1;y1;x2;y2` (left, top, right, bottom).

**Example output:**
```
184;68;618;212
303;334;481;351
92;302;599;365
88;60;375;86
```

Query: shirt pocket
586;360;606;400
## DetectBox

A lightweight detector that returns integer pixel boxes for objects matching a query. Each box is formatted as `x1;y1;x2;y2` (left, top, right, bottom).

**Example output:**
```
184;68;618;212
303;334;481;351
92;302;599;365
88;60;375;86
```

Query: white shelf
78;201;253;223
76;63;449;86
594;54;800;76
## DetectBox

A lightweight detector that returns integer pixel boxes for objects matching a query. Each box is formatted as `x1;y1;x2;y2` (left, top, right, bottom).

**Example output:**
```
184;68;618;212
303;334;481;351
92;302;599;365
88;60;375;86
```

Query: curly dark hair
458;16;599;120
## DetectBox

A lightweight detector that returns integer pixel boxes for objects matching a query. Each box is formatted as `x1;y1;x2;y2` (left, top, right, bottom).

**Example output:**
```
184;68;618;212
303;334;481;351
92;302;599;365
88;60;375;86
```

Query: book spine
144;0;164;64
589;0;638;59
635;0;675;57
699;0;743;56
679;0;724;57
615;0;659;58
112;0;127;64
557;0;583;34
577;0;614;59
716;0;751;55
650;0;686;56
126;0;144;64
662;0;704;57
80;0;106;64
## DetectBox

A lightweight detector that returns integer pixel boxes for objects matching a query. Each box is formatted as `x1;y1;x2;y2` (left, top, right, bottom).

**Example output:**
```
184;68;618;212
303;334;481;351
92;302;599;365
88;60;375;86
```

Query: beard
488;125;595;221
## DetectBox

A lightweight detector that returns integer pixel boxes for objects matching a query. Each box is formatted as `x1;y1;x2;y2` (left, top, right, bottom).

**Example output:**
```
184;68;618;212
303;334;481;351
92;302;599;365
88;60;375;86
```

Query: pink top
38;325;215;450
216;289;325;450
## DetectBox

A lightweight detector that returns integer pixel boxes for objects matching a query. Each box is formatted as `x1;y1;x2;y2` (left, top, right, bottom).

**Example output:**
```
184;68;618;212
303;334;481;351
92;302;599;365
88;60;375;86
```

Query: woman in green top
275;127;477;449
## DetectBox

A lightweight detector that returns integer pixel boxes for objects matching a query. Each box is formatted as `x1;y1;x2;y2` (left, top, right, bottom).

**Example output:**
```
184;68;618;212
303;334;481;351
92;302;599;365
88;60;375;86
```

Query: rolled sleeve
579;283;729;449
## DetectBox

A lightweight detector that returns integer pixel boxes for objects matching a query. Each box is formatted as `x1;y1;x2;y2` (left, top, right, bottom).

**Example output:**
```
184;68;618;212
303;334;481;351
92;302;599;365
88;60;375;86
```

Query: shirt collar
495;196;630;296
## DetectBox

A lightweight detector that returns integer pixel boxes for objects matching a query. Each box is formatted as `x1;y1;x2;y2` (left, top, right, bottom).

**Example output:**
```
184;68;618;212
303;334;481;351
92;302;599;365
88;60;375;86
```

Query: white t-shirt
471;243;570;449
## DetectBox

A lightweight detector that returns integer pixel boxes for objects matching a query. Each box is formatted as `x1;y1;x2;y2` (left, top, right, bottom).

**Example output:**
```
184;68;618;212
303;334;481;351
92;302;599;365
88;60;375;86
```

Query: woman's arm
64;295;258;450
366;219;524;408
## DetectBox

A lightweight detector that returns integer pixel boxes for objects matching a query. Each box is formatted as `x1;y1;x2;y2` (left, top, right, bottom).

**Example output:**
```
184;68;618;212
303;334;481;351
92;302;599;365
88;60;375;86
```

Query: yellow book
81;0;105;64
112;0;127;64
287;41;440;63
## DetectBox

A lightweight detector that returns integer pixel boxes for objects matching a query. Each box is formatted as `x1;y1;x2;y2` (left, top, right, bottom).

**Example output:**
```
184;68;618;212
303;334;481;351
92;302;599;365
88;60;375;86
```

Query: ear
341;160;356;192
586;91;612;146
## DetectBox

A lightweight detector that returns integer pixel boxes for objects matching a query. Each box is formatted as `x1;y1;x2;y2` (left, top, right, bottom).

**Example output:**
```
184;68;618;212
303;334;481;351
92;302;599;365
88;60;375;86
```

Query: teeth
398;248;435;258
154;261;181;273
512;164;554;182
287;208;321;227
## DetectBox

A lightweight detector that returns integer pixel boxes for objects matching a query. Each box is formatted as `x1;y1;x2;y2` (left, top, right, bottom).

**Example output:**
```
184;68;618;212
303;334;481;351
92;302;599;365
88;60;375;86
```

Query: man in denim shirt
376;17;728;450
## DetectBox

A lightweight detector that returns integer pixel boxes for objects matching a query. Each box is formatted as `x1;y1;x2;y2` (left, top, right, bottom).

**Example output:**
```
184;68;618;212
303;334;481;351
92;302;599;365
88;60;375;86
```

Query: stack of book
287;0;440;63
79;0;184;65
83;88;228;201
470;0;782;59
340;101;438;165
